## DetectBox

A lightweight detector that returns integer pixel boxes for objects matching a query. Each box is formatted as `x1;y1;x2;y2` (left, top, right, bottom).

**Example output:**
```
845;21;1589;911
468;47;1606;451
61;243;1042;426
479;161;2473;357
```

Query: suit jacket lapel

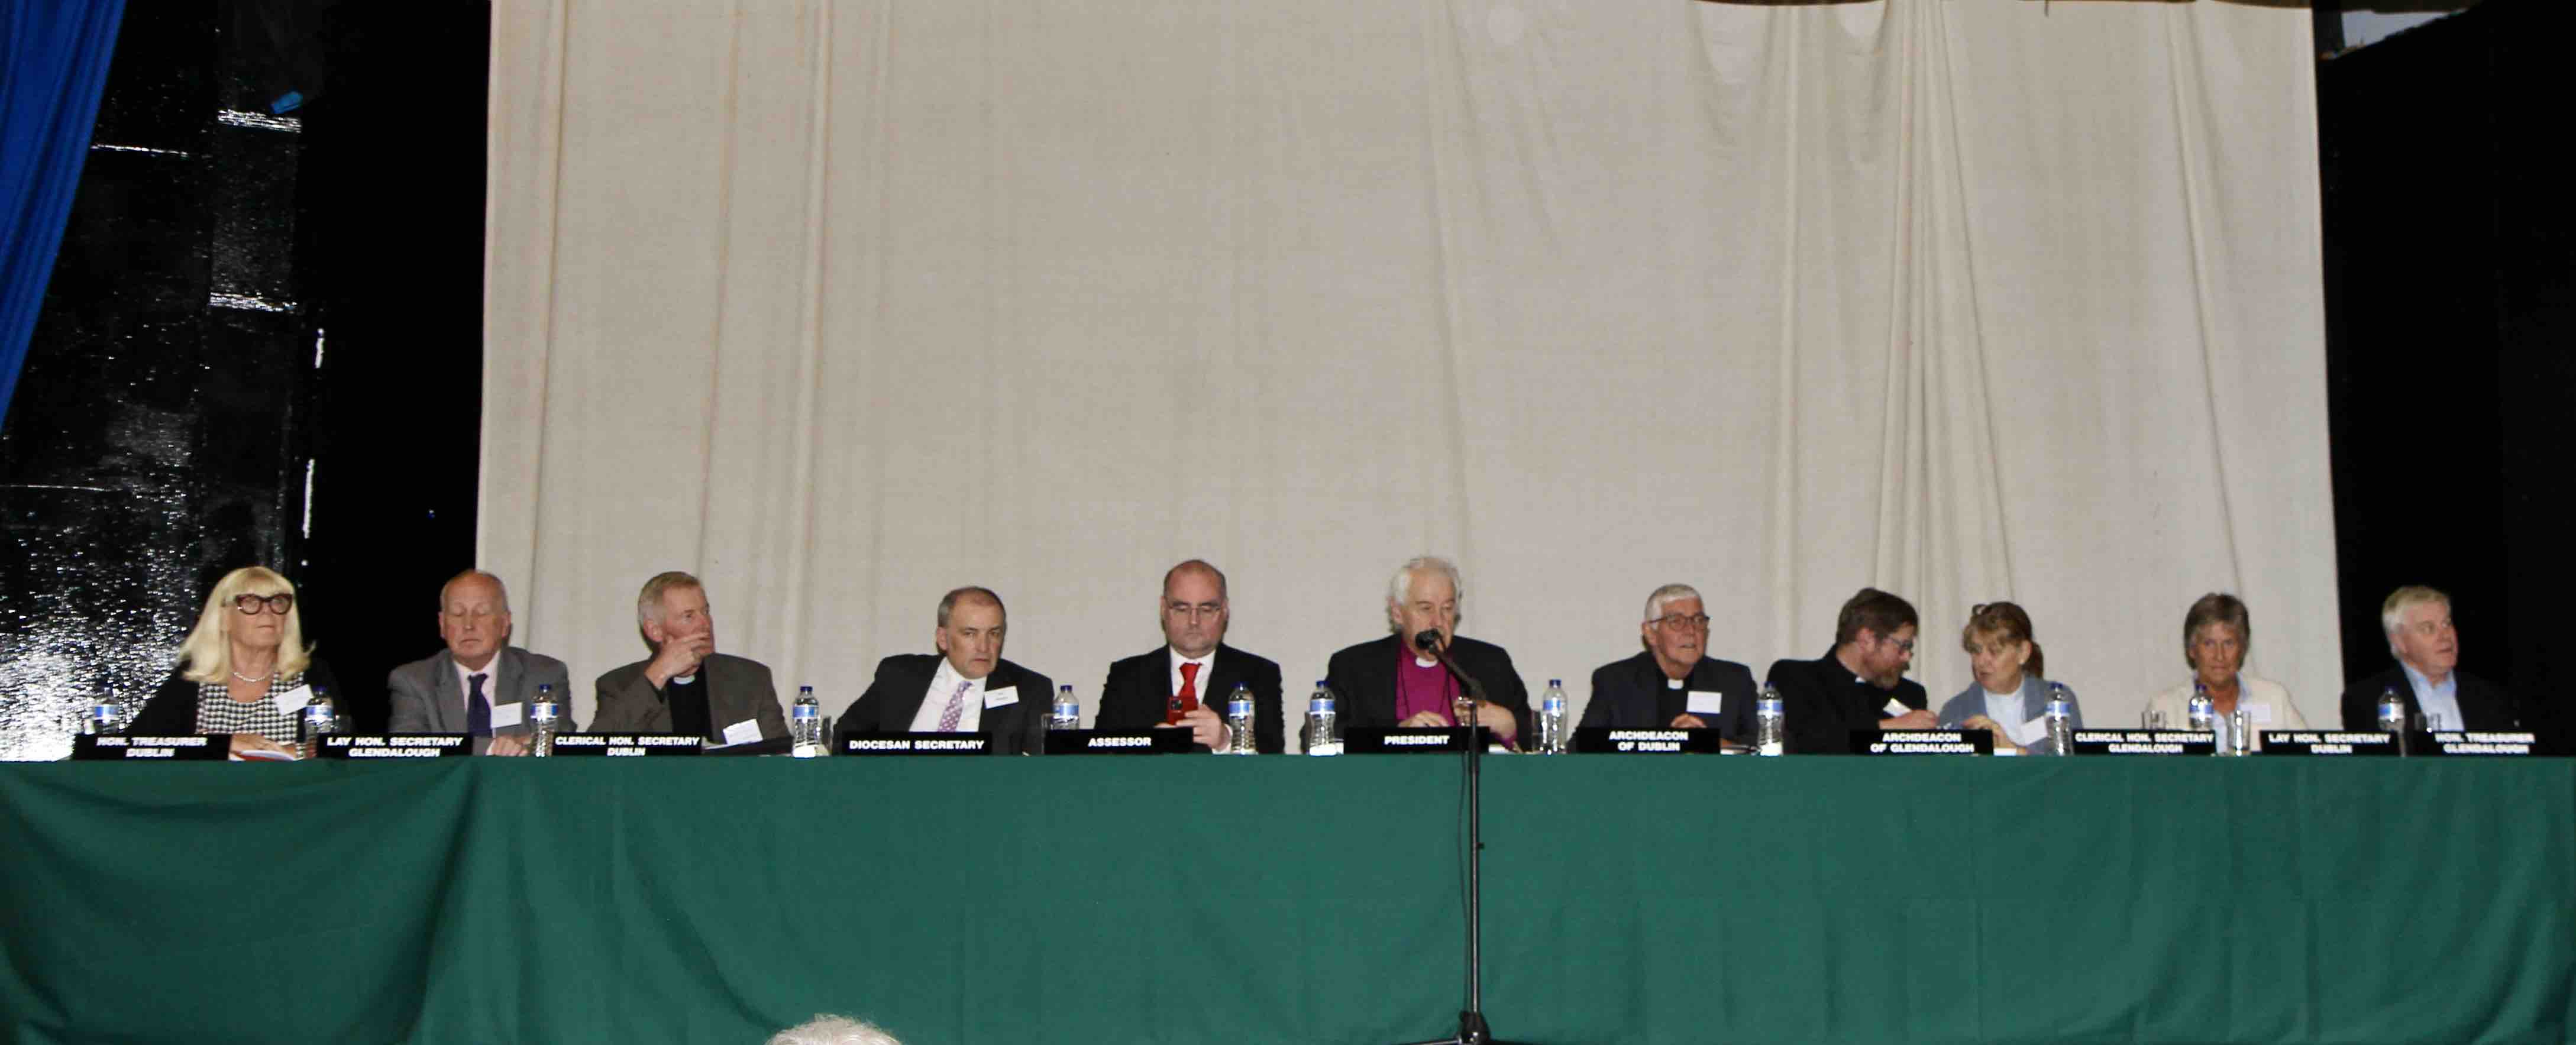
428;651;461;733
490;648;523;717
886;659;935;731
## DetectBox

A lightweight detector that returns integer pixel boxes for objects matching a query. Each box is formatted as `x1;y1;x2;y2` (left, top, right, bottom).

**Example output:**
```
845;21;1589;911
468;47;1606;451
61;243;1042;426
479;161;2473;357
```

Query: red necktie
1169;662;1201;724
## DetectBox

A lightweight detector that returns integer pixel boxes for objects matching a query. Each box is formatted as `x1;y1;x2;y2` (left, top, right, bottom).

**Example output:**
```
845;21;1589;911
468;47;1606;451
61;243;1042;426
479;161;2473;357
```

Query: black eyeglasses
1651;613;1711;631
232;593;295;615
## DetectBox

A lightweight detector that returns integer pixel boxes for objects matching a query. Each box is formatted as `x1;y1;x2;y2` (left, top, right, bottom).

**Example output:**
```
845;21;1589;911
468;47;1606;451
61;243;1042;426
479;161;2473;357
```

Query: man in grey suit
388;570;576;755
593;571;788;744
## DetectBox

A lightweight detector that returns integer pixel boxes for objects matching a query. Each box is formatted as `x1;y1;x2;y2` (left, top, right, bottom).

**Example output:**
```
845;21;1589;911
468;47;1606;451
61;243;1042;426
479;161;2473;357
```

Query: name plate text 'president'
1343;727;1497;754
1850;730;1994;756
1571;727;1723;754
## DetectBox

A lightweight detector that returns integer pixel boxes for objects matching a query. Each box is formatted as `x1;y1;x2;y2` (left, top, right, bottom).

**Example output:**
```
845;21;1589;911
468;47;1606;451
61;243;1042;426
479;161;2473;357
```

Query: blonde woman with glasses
128;567;343;758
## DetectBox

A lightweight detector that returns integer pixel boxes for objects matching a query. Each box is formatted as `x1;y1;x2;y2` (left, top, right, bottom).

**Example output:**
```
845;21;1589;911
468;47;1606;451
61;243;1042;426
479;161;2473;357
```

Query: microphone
1414;629;1444;654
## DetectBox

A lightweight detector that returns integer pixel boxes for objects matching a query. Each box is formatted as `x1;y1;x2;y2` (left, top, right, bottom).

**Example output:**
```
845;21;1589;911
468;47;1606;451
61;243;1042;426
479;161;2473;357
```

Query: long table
3;755;2571;1043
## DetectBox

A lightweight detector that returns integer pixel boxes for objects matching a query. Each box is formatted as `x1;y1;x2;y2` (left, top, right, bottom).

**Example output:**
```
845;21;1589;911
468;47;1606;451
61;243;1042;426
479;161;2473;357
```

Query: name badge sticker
1686;690;1724;715
2248;702;2275;724
272;684;315;717
983;686;1019;709
489;702;524;729
720;719;762;746
1882;697;1911;717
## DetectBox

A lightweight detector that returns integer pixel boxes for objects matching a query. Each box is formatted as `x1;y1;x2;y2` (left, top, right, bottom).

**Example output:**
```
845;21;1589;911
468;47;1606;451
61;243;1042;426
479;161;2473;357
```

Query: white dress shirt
453;657;501;723
1168;648;1217;704
2402;663;2465;732
909;658;986;732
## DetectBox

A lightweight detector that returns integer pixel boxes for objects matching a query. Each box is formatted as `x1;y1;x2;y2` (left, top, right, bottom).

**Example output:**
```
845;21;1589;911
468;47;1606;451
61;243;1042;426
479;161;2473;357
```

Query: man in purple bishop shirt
1322;555;1531;748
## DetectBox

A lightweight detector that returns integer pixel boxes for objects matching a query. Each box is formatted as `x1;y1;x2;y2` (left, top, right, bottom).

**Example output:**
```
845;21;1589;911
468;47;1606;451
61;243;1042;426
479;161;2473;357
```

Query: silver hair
1384;555;1463;631
768;1015;902;1045
938;585;1005;628
635;571;703;626
439;569;510;613
1643;583;1701;623
2380;584;2449;657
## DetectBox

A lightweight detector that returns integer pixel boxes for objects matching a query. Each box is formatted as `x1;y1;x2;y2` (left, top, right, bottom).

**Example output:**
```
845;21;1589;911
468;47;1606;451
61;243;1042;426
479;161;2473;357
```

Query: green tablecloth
3;755;2571;1043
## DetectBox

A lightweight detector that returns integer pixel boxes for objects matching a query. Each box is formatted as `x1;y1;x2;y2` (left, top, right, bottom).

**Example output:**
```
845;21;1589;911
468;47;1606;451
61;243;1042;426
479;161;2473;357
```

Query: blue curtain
1;0;127;425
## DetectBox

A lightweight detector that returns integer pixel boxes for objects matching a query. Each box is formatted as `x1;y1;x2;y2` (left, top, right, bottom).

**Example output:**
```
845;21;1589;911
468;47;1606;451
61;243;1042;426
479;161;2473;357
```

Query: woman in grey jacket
1936;601;2081;755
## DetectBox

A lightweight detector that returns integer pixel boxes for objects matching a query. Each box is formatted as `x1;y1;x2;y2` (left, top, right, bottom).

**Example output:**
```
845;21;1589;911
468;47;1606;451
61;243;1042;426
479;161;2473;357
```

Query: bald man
1095;559;1285;753
387;570;577;754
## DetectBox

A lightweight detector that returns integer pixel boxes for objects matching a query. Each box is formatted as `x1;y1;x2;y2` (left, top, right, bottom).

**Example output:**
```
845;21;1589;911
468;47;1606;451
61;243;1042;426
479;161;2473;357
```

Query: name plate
550;733;706;757
2258;730;2400;756
2419;731;2538;756
1851;730;1993;756
2070;730;2218;756
840;733;992;756
1343;727;1494;754
1571;727;1723;755
1043;730;1194;755
318;735;471;759
70;735;228;761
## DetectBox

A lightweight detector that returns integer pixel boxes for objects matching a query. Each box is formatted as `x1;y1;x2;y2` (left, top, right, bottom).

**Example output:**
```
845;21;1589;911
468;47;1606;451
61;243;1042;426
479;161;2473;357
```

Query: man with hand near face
388;570;576;754
1764;587;1935;754
1323;555;1530;748
839;586;1052;755
1096;560;1285;752
1580;583;1757;740
593;571;787;744
2339;585;2519;732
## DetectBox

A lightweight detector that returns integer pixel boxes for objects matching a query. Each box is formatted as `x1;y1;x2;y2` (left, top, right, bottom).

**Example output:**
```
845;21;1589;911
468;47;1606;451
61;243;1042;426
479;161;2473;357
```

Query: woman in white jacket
2141;593;2307;750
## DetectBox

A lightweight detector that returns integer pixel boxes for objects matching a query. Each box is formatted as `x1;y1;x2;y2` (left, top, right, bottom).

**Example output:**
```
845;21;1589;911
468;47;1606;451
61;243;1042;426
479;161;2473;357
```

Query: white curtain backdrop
483;0;2336;741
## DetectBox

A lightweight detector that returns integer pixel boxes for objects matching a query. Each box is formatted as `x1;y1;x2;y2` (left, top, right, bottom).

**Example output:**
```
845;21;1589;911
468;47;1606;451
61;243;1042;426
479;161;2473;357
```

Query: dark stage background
1;0;2568;756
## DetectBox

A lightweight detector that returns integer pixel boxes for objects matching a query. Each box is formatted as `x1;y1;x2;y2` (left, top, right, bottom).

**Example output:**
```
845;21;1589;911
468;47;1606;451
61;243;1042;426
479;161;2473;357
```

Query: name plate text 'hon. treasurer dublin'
840;733;992;756
70;736;228;761
1850;730;1994;756
2070;730;2218;756
549;733;706;757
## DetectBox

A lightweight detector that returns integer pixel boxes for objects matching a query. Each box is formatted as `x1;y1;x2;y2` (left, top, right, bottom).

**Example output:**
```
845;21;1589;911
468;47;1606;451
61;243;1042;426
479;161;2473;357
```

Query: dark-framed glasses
233;593;295;615
1652;613;1711;631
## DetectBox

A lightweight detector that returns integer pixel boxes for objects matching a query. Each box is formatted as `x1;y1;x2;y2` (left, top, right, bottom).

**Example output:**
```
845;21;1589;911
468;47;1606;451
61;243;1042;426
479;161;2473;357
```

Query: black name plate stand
70;735;228;761
318;735;471;759
1850;730;1995;756
2069;730;2219;756
840;733;993;756
550;734;706;757
1570;727;1724;754
1042;729;1195;755
2257;730;2399;756
1343;726;1494;754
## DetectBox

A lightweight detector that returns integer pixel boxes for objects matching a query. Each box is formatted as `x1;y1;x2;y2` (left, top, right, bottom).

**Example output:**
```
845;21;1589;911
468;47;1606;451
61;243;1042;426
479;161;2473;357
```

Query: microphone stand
1395;632;1528;1045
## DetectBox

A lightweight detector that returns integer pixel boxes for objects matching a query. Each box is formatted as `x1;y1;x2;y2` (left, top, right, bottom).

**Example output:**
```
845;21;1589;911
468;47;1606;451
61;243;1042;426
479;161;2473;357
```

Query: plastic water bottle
1755;686;1786;756
1305;682;1340;756
299;687;339;753
1538;680;1569;755
2377;687;2406;734
2044;683;2075;756
1224;684;1256;755
1048;685;1080;732
2187;682;2216;733
529;684;560;757
81;697;122;736
790;685;823;757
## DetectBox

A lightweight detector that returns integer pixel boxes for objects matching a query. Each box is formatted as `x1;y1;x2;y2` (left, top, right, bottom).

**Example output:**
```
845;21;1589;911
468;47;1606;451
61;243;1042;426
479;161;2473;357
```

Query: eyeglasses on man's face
1651;613;1711;632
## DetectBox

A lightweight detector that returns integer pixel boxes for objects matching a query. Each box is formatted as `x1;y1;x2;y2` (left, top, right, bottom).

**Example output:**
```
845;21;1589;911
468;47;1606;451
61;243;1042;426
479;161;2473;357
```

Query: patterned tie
936;679;971;732
1169;662;1201;724
466;673;492;737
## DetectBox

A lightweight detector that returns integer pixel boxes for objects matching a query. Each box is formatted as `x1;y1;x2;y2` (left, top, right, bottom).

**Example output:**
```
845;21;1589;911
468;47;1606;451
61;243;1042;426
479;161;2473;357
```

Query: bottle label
792;704;819;720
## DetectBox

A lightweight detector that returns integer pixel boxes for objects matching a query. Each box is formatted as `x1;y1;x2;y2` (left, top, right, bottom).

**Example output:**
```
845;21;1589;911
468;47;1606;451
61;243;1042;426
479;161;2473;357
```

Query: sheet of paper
720;719;762;746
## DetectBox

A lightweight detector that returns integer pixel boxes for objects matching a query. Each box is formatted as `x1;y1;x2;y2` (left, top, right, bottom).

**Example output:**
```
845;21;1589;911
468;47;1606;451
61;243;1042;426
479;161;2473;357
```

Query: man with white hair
1579;583;1757;740
592;571;788;743
2338;585;2517;732
387;569;576;753
1322;555;1530;748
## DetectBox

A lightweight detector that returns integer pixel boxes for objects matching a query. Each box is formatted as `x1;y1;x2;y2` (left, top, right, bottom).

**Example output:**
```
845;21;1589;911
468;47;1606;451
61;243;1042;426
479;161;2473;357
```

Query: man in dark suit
1095;559;1285;753
1764;587;1936;755
1323;555;1530;748
2338;585;2518;732
838;586;1050;755
1581;583;1757;741
592;571;788;744
388;570;576;754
